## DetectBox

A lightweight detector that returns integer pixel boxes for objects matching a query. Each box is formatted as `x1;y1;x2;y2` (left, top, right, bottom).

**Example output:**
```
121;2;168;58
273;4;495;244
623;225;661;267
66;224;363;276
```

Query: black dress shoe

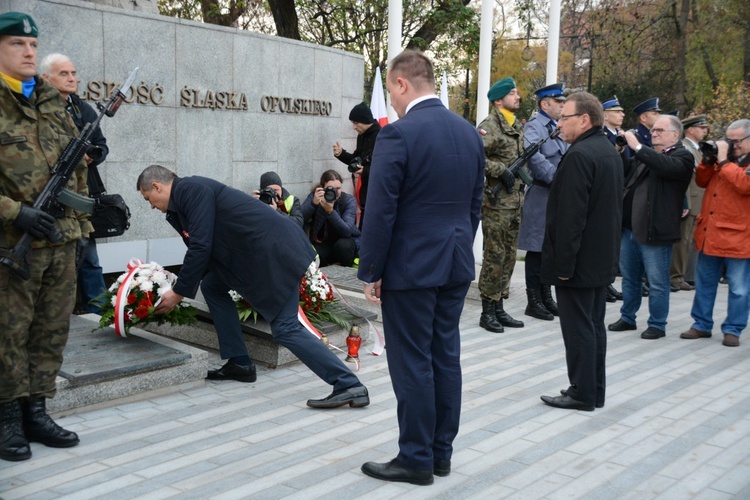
608;319;637;331
560;389;604;408
540;394;595;411
607;285;623;301
434;459;451;477
362;459;434;485
641;327;665;339
207;360;257;382
307;385;369;408
605;289;617;303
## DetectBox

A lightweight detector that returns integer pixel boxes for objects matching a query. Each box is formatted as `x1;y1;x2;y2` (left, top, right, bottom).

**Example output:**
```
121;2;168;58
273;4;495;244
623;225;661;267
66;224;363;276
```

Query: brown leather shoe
680;327;711;339
679;281;695;291
722;334;740;347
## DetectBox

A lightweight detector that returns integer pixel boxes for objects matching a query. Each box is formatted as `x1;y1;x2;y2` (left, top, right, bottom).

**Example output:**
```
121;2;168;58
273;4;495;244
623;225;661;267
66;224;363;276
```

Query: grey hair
727;119;750;136
137;164;177;191
39;53;71;76
660;114;683;136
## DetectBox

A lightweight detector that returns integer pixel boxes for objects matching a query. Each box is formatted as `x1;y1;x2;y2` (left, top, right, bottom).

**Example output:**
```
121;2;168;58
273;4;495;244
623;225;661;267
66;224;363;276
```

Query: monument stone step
50;314;209;414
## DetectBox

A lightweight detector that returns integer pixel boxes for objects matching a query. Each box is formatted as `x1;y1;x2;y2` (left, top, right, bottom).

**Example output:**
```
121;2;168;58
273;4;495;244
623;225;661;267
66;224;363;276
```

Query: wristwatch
634;144;643;153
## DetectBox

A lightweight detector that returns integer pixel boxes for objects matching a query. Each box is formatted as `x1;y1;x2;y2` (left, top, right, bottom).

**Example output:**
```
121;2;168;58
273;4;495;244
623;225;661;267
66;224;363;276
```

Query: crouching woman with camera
253;171;304;227
301;170;360;267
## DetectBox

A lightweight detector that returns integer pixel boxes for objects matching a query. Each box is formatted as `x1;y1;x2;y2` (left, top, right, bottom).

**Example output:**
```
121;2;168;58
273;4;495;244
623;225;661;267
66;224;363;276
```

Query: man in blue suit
358;51;485;485
136;165;369;408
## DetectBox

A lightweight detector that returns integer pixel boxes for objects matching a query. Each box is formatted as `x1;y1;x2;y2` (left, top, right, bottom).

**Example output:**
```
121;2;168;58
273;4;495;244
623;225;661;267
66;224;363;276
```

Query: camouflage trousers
478;204;522;301
0;242;76;403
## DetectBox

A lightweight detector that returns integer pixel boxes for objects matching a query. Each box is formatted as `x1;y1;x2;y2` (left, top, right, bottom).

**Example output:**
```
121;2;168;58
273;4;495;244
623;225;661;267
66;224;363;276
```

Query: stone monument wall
0;0;365;272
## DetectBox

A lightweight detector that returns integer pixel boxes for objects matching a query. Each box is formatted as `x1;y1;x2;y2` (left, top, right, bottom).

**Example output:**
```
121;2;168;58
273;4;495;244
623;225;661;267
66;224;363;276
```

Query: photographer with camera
680;119;750;347
332;102;381;229
301;170;360;267
252;171;303;227
608;114;693;341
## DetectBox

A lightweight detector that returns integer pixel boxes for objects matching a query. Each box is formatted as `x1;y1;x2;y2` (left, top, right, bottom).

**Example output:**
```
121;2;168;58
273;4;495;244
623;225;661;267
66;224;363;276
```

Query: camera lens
615;135;628;147
324;187;337;203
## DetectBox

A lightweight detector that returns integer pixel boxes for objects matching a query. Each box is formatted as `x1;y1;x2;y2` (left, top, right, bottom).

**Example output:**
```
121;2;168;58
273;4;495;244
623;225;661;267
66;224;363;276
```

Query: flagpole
387;0;402;123
547;0;561;84
476;0;494;125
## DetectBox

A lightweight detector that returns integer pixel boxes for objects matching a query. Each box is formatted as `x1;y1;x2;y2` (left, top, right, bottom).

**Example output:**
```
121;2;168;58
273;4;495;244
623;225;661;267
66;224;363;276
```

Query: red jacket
694;159;750;258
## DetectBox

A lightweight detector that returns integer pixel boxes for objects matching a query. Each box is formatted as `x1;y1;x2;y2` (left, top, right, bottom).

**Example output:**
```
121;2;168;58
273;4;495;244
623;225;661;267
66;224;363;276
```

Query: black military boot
525;288;554;321
496;299;525;328
0;400;31;461
479;299;504;332
22;398;79;448
540;285;559;316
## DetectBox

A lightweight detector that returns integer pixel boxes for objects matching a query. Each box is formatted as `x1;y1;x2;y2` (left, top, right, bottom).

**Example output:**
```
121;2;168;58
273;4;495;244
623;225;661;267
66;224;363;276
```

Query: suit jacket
519;111;568;252
166;176;316;321
357;98;485;289
541;128;623;287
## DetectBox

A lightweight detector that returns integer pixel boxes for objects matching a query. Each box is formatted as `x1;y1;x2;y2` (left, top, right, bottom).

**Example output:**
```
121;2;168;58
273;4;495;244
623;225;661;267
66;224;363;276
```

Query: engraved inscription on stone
260;96;333;116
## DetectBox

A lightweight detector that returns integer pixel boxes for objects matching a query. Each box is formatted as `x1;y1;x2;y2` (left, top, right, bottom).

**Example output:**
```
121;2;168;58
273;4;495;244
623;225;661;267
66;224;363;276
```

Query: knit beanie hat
260;171;282;189
349;102;374;124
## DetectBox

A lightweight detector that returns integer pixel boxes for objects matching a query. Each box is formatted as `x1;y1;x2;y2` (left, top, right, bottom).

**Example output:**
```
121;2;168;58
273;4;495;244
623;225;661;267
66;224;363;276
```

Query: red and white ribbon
112;258;144;337
297;305;360;371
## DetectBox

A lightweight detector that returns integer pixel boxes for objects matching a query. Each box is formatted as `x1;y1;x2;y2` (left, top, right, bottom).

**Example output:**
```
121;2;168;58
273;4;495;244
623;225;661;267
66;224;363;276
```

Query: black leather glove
76;237;90;270
500;169;516;194
12;205;56;240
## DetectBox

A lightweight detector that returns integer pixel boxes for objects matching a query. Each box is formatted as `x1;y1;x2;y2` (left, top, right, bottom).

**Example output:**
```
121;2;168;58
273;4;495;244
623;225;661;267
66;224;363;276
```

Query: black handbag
90;193;131;239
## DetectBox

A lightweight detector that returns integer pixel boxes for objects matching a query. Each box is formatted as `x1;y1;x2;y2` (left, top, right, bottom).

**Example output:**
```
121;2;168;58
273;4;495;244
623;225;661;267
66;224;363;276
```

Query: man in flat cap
0;11;89;461
670;114;709;291
476;77;526;333
519;83;568;321
631;97;661;147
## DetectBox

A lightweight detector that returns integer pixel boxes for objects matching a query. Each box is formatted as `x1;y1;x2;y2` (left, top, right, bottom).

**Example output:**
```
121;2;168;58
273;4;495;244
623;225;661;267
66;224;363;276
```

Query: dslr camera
615;135;628;148
258;186;279;205
348;156;362;173
324;186;338;203
699;140;733;165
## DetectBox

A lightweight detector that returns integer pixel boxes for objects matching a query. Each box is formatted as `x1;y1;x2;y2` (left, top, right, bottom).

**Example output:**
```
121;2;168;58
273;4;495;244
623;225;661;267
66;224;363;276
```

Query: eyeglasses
727;134;750;145
559;113;581;121
649;128;678;134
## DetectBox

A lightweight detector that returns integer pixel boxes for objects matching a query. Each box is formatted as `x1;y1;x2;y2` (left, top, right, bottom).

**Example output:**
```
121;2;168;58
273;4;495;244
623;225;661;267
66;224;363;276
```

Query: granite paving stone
0;263;748;499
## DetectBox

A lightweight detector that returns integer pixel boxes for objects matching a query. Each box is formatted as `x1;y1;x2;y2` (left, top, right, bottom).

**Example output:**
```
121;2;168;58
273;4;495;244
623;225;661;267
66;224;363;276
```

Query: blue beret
487;77;516;102
0;12;38;38
602;96;623;111
534;83;565;100
632;97;661;116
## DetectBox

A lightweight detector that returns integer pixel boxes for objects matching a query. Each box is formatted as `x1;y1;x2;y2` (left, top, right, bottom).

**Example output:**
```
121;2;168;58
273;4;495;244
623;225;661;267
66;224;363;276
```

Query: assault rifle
487;127;561;204
0;68;139;280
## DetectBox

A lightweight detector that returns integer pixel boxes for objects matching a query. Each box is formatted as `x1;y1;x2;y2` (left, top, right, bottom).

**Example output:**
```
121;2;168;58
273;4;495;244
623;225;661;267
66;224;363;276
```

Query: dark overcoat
541;128;624;287
166;176;316;321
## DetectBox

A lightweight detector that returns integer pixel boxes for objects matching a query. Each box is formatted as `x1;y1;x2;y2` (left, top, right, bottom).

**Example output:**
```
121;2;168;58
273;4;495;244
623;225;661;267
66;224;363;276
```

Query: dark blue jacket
166;176;316;321
357;98;485;289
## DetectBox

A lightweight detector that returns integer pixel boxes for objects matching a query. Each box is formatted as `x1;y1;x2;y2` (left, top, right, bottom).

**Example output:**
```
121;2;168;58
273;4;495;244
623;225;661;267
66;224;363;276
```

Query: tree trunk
268;0;301;40
672;0;690;113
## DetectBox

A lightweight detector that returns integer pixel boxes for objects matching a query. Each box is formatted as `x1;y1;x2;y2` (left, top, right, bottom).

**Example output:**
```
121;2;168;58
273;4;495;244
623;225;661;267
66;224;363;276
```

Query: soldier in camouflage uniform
0;12;91;461
477;77;526;332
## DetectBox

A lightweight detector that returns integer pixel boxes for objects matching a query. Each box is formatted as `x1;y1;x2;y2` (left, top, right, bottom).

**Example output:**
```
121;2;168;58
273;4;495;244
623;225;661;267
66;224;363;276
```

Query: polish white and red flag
370;66;389;127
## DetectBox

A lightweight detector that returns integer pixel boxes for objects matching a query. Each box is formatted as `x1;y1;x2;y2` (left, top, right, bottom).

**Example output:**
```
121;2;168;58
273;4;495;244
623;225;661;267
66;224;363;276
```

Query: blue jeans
619;228;672;331
77;239;106;313
691;252;750;336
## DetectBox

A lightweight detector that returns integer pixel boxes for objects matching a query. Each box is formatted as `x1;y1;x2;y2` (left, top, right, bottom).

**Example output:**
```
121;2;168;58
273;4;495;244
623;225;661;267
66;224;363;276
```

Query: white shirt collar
405;94;439;114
